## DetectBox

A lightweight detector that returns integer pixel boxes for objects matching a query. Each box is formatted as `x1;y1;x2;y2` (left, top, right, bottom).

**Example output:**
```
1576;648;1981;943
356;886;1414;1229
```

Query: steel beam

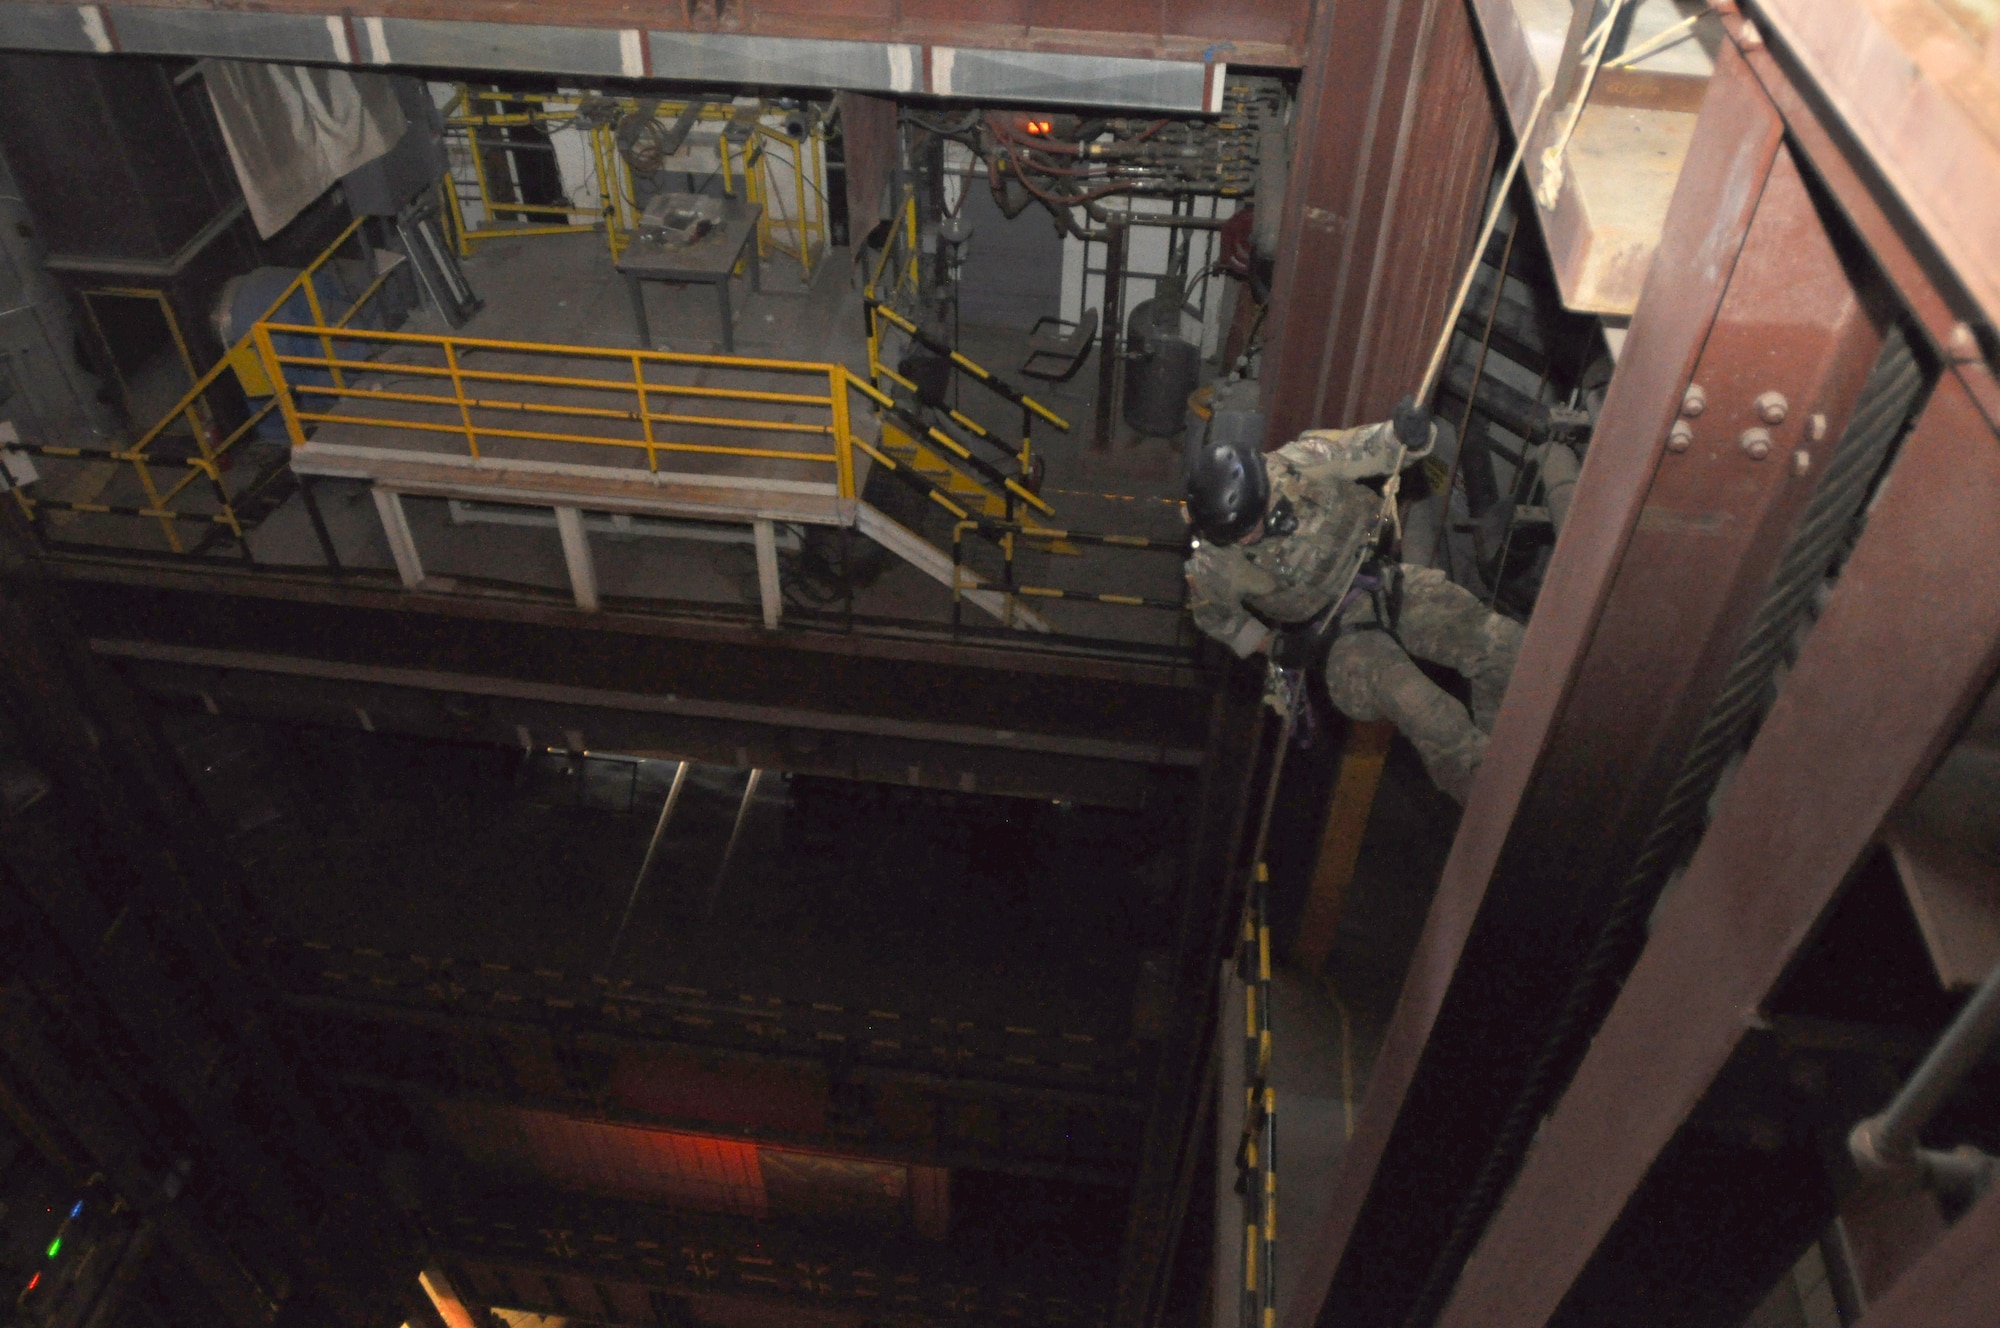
330;1068;1139;1186
1721;13;2000;436
1288;44;1866;1328
1849;1181;2000;1328
1432;375;2000;1328
1750;0;2000;338
39;564;1212;763
1262;0;1498;440
0;0;1309;74
105;651;1165;808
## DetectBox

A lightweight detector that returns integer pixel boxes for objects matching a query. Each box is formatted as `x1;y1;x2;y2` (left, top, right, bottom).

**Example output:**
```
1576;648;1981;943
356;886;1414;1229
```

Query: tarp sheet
204;61;407;238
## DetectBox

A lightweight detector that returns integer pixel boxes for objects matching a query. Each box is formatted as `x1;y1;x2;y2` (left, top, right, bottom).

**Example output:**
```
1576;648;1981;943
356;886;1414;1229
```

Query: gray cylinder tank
1122;279;1201;438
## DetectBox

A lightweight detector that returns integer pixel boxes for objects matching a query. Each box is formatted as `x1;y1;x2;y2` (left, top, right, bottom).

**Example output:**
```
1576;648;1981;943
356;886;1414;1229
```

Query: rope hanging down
1296;85;1555;653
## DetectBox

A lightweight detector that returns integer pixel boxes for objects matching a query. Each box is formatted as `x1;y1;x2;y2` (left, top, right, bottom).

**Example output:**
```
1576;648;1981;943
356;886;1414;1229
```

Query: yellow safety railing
247;323;1184;627
439;88;826;276
863;188;923;322
859;222;1070;523
748;119;830;279
858;182;1068;494
252;322;859;501
6;214;399;552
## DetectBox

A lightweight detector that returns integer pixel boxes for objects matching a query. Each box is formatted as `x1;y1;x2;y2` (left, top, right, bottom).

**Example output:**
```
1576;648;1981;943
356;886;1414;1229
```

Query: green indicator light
45;1238;60;1259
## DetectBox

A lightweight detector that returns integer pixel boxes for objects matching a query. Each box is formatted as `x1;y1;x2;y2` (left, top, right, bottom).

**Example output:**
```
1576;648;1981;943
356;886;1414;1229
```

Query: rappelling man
1183;397;1523;803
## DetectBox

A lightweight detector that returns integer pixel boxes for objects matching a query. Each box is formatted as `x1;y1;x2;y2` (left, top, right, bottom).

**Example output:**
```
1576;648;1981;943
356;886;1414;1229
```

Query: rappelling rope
1301;81;1558;654
1266;75;1558;699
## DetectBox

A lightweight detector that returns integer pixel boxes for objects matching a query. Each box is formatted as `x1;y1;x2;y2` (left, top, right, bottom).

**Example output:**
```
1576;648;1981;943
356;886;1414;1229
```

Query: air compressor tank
1122;278;1201;438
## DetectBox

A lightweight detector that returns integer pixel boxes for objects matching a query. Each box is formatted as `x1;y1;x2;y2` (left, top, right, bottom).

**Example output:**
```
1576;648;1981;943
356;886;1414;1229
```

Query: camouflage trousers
1322;565;1523;804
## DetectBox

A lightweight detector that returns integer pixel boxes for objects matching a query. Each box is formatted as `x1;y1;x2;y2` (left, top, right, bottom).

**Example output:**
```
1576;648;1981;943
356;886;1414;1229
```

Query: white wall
1058;194;1237;358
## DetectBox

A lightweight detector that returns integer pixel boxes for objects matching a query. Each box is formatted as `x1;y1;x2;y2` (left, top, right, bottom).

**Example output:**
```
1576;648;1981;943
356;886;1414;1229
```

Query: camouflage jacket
1186;419;1419;657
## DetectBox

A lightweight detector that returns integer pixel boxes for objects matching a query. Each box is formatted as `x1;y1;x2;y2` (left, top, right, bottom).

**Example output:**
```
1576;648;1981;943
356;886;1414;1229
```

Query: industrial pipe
1849;956;2000;1199
1537;442;1581;536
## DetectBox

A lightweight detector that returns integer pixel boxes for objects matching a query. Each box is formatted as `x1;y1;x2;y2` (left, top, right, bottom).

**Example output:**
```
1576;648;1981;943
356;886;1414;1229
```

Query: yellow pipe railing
861;238;1071;518
9;316;1196;624
439;87;826;275
254;322;858;494
13;214;394;552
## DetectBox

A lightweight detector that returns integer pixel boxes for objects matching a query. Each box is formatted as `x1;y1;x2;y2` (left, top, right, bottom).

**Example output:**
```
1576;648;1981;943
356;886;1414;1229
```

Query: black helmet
1186;441;1269;545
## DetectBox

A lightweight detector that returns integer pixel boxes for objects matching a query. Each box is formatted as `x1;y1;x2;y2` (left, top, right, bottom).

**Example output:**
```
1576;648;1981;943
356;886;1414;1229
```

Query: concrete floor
21;227;1199;650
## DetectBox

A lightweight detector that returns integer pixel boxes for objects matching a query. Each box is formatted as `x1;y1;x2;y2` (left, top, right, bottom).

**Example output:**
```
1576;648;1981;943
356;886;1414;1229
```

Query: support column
1261;0;1499;439
1288;40;1897;1328
1293;720;1395;972
371;488;424;589
1431;373;2000;1327
753;519;781;629
555;506;599;611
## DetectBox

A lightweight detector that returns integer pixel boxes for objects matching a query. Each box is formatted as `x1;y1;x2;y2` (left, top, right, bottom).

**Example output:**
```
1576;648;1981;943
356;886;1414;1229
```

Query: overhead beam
110;651;1164;807
38;563;1211;765
0;1;1299;94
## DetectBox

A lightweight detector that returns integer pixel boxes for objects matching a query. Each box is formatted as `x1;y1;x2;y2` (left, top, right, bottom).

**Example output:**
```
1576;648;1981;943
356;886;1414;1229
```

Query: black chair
1019;308;1100;383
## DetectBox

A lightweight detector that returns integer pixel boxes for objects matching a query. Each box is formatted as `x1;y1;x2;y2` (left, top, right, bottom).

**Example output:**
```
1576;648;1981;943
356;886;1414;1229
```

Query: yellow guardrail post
130;451;183;552
253;322;307;449
741;130;760;247
440;174;471;258
633;354;659;472
830;367;855;500
595;125;624;262
788;128;811;278
464;87;502;230
294;262;345;393
442;340;480;458
865;302;878;386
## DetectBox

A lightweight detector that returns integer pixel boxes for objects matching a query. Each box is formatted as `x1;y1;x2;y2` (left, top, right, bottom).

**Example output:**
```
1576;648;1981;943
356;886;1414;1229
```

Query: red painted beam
1432;373;2000;1328
1281;45;1788;1328
1853;1182;2000;1328
1260;0;1497;440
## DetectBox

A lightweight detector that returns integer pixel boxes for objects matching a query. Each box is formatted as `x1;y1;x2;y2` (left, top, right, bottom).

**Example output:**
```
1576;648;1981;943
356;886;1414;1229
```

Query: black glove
1392;393;1432;451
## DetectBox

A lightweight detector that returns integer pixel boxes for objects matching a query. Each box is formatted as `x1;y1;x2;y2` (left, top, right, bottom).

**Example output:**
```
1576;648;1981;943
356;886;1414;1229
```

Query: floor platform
20;227;1204;653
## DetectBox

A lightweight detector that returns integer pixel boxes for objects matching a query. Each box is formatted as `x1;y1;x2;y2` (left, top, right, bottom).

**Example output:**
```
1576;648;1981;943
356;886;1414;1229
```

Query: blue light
68;1202;82;1219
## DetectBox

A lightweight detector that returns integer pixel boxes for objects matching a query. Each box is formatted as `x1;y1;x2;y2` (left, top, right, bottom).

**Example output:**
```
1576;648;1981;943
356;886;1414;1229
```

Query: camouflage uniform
1186;420;1524;803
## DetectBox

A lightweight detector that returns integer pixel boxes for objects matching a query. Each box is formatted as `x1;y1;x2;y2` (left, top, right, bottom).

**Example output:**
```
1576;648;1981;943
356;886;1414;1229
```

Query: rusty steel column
1261;0;1499;442
1284;40;1904;1328
1430;371;2000;1328
1844;1181;2000;1328
1284;45;1782;1328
